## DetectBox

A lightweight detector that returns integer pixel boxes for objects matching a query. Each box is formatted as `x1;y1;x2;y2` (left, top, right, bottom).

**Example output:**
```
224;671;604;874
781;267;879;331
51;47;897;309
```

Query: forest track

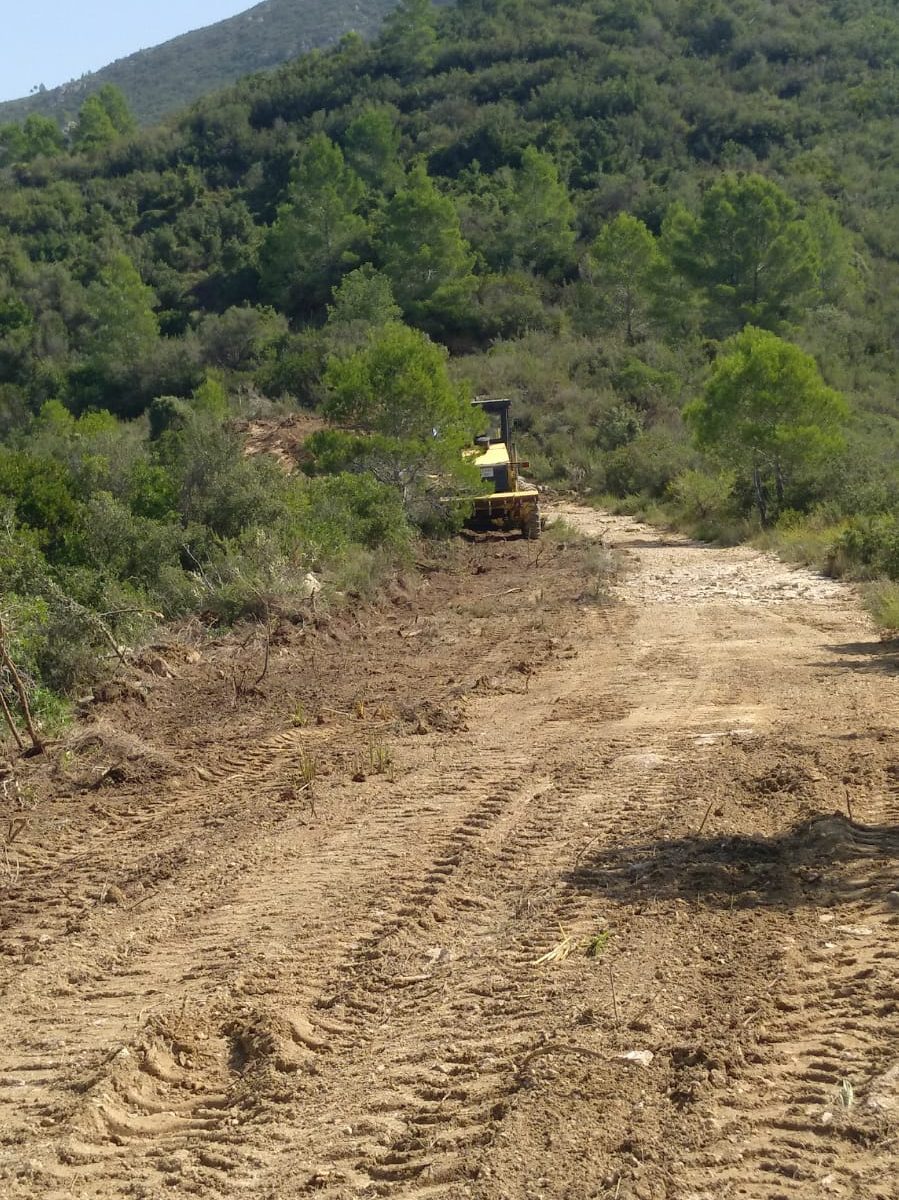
1;508;898;1199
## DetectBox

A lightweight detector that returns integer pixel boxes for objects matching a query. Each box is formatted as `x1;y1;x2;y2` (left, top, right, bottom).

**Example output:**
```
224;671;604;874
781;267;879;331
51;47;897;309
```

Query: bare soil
1;507;898;1200
239;412;327;473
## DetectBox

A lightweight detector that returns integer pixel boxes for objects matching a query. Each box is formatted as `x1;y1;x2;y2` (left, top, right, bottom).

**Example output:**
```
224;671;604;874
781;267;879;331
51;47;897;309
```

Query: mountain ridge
0;0;401;126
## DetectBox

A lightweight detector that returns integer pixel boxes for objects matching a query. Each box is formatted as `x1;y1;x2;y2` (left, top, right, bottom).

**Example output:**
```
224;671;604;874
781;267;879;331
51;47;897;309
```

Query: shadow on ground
564;812;899;910
819;640;899;676
609;537;698;550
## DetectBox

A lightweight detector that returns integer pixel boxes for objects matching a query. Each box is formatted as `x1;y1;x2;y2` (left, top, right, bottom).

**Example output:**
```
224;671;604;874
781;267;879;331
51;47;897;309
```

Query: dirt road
1;507;898;1199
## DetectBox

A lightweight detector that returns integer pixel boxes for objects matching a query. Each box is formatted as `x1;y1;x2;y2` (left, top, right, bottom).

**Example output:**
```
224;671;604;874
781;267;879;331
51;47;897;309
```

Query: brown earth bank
1;507;898;1200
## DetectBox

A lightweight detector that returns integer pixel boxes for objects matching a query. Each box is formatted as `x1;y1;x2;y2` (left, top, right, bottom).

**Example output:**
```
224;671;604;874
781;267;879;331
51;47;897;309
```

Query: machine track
1;508;897;1198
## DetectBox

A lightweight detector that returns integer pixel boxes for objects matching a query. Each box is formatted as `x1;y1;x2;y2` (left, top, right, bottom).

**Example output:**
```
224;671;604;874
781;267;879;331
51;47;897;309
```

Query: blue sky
2;2;256;101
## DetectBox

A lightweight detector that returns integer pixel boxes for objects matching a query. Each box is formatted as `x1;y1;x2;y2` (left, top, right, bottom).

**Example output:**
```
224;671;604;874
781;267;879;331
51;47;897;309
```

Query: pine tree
379;0;438;77
498;147;576;276
585;213;661;342
72;85;136;152
85;254;159;362
684;326;849;523
376;164;477;330
343;105;404;193
662;173;821;336
259;134;367;316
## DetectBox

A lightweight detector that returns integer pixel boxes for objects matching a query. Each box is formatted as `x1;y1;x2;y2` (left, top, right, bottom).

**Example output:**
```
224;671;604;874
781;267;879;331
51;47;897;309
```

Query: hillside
2;0;899;709
0;0;401;127
2;8;899;1188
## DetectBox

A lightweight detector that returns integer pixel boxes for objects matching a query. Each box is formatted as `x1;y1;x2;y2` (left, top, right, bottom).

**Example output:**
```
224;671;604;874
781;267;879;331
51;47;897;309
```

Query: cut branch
0;684;24;752
0;612;43;754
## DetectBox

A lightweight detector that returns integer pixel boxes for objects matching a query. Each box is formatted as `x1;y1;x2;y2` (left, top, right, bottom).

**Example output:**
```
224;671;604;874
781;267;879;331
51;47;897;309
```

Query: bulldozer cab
473;398;513;449
471;398;514;493
467;398;541;539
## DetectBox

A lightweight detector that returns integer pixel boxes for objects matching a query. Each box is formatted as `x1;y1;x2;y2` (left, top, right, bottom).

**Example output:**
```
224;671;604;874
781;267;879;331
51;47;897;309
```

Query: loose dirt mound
1;513;898;1199
238;412;327;472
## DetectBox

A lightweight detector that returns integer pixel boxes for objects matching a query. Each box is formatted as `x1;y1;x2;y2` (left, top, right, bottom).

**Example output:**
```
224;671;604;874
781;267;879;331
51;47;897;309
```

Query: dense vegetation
2;0;899;735
0;0;402;127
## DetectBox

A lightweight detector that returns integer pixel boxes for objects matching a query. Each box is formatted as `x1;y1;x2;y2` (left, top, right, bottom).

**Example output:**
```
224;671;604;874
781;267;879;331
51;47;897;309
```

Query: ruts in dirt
1;509;897;1200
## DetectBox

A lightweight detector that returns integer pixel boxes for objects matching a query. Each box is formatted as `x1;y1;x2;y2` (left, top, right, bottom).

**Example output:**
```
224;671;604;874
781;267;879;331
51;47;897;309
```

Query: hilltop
0;0;401;126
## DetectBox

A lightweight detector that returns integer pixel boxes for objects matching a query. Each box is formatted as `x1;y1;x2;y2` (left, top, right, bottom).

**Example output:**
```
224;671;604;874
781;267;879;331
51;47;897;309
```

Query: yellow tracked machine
466;398;541;538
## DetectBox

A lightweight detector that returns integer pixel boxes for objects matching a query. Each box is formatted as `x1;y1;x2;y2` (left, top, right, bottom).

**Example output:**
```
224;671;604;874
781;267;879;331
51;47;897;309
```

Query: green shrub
595;402;644;452
605;428;695;498
580;544;618;604
189;526;305;625
303;428;479;535
29;687;73;737
833;514;899;579
863;581;899;633
1;586;106;698
254;332;327;405
282;472;412;564
197;305;288;372
0;446;83;557
329;545;398;601
80;491;184;589
30;602;113;694
667;469;735;522
148;395;192;440
157;415;286;537
751;508;849;572
543;517;584;544
128;461;178;519
475;272;561;340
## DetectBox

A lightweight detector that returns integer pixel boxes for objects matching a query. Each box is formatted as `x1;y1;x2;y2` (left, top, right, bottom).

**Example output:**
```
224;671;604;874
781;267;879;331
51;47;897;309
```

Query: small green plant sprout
291;701;308;728
543;518;583;545
584;930;611;958
296;747;317;788
580;544;617;605
368;734;394;776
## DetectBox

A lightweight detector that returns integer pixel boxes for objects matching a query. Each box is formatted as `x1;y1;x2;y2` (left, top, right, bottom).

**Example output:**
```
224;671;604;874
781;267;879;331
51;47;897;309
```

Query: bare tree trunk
0;612;44;755
774;459;785;509
752;465;769;527
0;684;24;752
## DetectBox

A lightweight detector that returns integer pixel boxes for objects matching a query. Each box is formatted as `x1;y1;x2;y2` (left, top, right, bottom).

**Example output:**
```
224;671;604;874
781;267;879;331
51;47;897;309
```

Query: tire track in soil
474;507;899;1200
0;671;584;1200
0;580;541;979
675;792;899;1200
0;749;522;1195
0;722;348;972
275;618;719;1198
14;609;645;1199
3;508;899;1200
